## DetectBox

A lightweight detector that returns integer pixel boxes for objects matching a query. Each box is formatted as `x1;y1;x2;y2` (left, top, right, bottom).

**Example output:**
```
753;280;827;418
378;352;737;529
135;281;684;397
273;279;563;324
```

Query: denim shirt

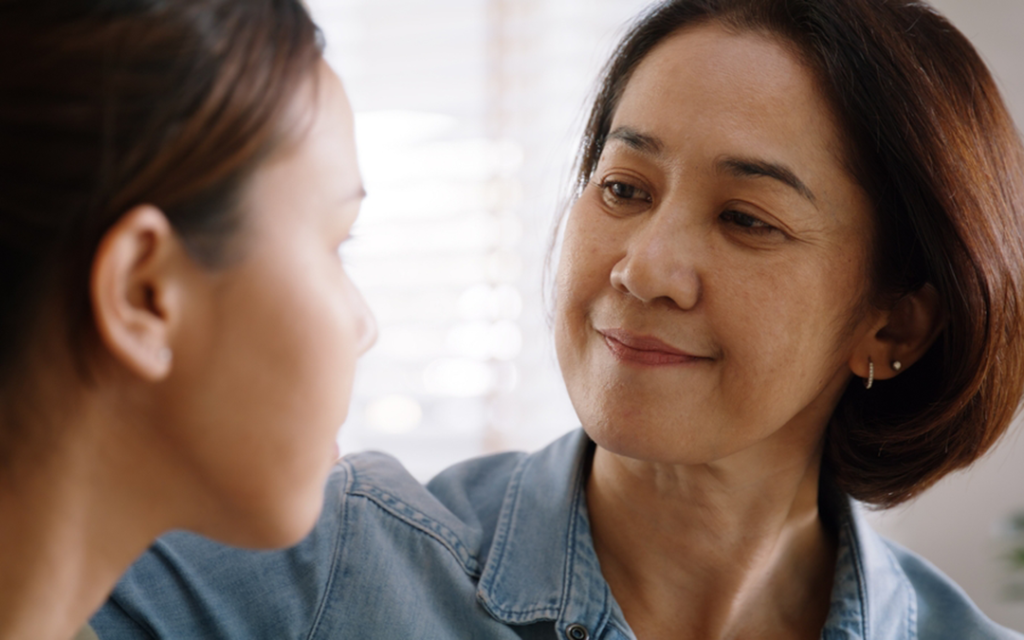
94;429;1021;639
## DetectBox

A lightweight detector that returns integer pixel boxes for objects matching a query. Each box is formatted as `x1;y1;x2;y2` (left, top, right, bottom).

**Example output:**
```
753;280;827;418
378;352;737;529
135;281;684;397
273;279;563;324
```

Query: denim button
566;623;589;640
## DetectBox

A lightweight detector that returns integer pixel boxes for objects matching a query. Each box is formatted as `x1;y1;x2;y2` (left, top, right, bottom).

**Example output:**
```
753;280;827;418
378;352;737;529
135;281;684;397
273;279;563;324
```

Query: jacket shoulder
92;465;355;638
885;540;1024;639
339;449;525;576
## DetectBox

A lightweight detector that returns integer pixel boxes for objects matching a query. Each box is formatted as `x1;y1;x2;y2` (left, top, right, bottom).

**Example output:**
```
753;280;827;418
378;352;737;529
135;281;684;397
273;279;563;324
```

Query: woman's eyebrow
607;126;663;155
718;157;818;206
607;128;816;206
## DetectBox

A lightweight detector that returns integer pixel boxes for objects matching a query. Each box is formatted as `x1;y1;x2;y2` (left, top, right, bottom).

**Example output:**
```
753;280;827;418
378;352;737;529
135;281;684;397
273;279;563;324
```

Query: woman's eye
719;209;781;236
597;180;652;206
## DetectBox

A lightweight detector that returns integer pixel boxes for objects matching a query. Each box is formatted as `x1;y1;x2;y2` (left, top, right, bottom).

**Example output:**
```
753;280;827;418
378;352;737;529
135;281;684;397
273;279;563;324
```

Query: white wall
864;0;1024;631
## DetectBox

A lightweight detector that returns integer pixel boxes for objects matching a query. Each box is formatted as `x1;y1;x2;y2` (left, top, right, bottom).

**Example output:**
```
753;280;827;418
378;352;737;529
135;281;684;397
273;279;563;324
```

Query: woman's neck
0;400;171;640
587;439;837;640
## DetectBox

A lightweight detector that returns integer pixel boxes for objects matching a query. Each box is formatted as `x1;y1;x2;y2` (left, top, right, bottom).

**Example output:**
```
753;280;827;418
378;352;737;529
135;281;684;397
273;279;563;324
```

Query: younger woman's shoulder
337;448;529;566
342;446;526;518
92;448;539;639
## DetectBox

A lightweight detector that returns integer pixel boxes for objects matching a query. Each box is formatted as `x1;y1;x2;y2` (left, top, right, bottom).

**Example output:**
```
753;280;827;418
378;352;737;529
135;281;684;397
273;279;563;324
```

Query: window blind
307;0;654;479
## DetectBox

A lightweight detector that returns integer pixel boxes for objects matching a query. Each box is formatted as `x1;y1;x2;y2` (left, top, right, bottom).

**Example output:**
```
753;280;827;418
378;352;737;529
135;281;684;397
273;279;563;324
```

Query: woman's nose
609;217;702;310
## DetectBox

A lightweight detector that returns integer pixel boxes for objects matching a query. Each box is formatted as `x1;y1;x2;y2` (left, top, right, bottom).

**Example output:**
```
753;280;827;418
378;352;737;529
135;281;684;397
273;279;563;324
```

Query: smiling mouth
599;329;708;366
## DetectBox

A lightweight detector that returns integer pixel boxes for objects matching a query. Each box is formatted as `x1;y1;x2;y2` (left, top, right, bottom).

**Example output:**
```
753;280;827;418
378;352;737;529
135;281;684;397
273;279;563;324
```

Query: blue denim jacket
94;429;1021;639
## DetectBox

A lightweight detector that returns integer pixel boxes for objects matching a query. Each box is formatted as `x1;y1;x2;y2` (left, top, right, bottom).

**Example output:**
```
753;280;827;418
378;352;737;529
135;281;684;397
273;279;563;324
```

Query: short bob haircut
573;0;1024;506
0;0;321;463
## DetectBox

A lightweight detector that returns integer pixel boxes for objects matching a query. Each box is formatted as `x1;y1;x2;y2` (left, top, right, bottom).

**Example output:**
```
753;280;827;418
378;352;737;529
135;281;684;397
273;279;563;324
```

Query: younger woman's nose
346;278;377;356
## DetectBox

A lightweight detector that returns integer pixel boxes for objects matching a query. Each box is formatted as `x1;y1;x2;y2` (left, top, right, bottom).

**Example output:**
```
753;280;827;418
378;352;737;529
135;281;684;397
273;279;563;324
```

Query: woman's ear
90;205;185;381
851;284;945;382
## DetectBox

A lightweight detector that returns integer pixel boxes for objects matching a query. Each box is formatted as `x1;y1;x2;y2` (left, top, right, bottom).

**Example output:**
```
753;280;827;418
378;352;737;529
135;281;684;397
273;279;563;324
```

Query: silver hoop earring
864;358;874;390
891;360;902;372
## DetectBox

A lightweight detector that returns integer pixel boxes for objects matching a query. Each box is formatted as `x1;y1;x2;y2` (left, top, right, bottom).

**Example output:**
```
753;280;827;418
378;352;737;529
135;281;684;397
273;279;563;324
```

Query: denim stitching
845;517;871;640
555;460;584;634
348;482;482;577
306;464;353;640
881;538;917;640
477;454;563;621
105;597;160;640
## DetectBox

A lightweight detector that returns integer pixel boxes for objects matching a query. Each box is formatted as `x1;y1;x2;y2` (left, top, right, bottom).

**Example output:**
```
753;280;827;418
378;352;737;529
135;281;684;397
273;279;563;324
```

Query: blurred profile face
555;24;883;467
160;61;375;547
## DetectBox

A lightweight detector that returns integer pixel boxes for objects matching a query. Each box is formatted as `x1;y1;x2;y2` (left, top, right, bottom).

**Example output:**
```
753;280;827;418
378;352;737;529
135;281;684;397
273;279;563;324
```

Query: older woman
95;0;1024;638
0;2;374;639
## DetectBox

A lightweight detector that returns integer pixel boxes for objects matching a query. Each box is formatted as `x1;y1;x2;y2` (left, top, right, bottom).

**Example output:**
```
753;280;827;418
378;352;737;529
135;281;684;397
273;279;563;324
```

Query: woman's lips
599;328;706;366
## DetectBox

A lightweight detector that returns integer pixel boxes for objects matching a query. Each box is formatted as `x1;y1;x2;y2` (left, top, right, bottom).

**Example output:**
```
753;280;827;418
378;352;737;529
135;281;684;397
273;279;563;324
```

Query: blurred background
305;0;1024;629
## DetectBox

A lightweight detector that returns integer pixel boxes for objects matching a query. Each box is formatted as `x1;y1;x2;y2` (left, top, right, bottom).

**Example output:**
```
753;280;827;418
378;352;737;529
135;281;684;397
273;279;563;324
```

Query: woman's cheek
318;271;365;414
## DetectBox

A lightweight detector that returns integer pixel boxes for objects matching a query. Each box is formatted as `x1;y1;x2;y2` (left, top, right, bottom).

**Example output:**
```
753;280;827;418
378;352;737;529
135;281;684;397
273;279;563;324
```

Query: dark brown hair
0;0;321;455
574;0;1024;506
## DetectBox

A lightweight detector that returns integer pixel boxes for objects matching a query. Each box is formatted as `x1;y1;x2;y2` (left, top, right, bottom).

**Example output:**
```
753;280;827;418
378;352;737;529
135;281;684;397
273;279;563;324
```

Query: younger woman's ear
90;205;184;381
852;283;945;382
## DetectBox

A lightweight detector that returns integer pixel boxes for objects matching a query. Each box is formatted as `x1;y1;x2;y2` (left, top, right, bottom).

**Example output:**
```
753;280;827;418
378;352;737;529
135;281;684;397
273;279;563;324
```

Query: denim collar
476;429;631;637
475;429;916;640
824;491;917;639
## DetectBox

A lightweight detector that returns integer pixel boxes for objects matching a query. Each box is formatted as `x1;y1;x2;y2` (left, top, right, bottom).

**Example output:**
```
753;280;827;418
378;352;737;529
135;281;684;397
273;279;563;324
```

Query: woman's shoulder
339;429;588;559
837;498;1023;640
91;444;550;639
338;446;530;568
881;538;1023;640
343;446;527;522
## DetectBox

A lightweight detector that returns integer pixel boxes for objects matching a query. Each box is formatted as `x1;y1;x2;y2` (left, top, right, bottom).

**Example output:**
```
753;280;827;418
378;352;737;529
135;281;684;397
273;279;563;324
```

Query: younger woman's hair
0;0;321;458
574;0;1024;506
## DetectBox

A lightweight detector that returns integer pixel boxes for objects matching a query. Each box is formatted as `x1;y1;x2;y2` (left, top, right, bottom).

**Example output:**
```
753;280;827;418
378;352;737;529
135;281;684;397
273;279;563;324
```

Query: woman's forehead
608;24;855;202
617;27;833;141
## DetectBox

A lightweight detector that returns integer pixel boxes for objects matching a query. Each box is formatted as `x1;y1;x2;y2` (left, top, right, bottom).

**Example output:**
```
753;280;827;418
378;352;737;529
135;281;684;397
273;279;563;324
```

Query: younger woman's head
555;0;1024;506
0;0;375;546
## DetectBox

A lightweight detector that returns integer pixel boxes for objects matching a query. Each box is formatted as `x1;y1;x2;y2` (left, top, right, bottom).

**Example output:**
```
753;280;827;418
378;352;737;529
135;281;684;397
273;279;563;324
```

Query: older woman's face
555;24;883;465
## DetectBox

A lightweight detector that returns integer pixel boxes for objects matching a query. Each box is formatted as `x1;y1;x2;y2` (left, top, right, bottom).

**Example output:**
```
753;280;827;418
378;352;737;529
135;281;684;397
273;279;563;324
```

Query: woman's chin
585;419;678;463
196;473;330;550
583;416;733;467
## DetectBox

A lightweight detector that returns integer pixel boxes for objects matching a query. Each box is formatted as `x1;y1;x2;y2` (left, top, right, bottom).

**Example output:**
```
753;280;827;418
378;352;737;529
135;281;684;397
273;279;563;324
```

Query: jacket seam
881;539;917;640
305;464;353;640
556;461;584;629
845;517;871;640
557;452;624;639
102;597;160;640
347;483;482;577
477;454;564;621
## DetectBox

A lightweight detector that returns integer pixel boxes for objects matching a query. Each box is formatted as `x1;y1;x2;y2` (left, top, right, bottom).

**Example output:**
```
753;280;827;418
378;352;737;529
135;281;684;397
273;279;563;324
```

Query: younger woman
0;2;374;638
